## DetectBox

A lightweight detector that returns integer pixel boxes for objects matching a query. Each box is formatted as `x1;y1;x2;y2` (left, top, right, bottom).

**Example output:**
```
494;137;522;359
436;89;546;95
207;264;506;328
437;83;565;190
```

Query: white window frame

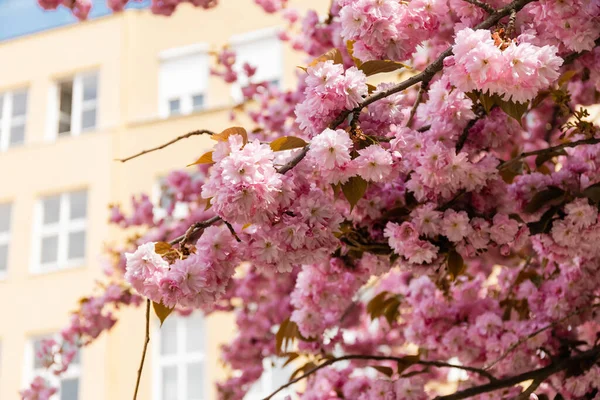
0;88;28;151
229;27;284;104
158;43;210;119
47;71;98;141
153;313;208;400
31;191;87;274
0;202;12;280
24;335;82;400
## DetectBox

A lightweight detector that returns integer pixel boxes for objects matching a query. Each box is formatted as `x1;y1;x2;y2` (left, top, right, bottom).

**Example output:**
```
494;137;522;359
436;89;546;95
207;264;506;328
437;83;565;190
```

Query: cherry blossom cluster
445;28;564;103
338;0;449;62
296;61;368;137
125;226;239;309
29;0;600;399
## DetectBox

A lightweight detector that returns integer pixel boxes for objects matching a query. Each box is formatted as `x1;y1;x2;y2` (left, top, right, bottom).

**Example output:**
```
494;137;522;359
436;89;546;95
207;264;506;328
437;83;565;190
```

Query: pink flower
442;210;472;242
353;144;393;182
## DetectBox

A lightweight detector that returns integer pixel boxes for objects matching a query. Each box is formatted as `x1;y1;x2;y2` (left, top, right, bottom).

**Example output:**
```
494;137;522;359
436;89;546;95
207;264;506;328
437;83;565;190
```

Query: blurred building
0;1;323;398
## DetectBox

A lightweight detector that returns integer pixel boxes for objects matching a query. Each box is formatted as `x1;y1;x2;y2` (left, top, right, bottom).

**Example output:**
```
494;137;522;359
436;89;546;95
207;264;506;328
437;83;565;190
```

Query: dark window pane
12;91;28;116
69;191;87;220
0;203;11;232
82;75;97;101
59;121;71;135
168;99;180;115
0;244;8;272
81;109;96;131
41;235;59;264
43;195;61;224
60;378;79;400
192;94;204;110
9;123;25;146
68;231;85;260
59;82;73;114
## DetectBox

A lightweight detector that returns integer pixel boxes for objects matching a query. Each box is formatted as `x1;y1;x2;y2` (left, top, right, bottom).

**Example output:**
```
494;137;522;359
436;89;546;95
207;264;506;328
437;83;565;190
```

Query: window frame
158;43;210;119
0;202;12;279
229;27;284;104
152;313;208;400
31;190;88;274
50;71;99;140
24;334;82;400
0;88;28;151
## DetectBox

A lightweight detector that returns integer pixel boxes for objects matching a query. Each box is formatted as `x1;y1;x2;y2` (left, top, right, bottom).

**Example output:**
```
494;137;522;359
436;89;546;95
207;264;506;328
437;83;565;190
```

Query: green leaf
282;352;299;368
270;136;308;152
496;99;529;125
346;40;362;68
524;186;565;213
187;151;214;166
558;70;578;87
371;365;394;377
367;291;389;319
582;182;600;203
359;60;407;76
342;176;368;211
478;92;497;114
367;83;377;94
499;159;524;184
275;318;290;355
447;249;465;281
153;301;173;326
527;206;559;235
397;355;421;374
535;149;566;168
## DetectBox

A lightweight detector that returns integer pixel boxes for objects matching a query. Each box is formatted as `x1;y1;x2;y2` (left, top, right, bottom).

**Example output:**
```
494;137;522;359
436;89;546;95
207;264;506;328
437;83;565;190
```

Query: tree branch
168;215;222;246
406;79;430;128
501;137;600;167
262;354;498;400
133;299;151;400
328;0;537;129
434;346;600;400
462;0;496;13
116;129;215;163
484;302;600;370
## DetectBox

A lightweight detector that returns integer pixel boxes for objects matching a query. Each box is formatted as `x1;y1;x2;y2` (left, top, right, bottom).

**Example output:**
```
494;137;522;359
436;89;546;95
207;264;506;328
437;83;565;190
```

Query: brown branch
168;215;222;246
133;299;151;400
328;0;537;129
116;129;214;163
502;137;600;167
435;346;600;400
463;0;496;13
512;377;544;400
484;302;600;370
406;79;430;128
563;37;600;65
262;354;498;400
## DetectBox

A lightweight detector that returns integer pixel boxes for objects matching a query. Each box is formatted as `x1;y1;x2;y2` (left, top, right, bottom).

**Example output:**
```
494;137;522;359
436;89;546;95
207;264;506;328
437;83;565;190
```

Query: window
230;28;283;103
152;175;193;222
26;335;81;400
159;44;209;118
33;190;87;273
154;313;207;400
51;72;98;138
0;203;12;278
0;88;28;150
245;358;294;399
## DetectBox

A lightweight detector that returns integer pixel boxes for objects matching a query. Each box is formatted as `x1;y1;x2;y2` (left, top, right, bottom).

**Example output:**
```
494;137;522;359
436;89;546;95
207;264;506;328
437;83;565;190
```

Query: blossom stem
116;129;214;163
133;299;151;400
405;79;430;128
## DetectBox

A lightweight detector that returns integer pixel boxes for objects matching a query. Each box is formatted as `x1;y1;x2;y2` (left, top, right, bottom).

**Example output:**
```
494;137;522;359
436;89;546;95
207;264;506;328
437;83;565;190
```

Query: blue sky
0;0;150;41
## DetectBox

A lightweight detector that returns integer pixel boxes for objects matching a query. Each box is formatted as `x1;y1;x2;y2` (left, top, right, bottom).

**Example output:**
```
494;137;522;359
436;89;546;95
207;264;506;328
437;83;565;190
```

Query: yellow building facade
0;1;324;398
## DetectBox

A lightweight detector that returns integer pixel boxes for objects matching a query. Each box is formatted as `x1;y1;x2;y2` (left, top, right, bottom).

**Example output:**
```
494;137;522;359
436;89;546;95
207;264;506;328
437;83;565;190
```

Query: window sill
128;103;231;128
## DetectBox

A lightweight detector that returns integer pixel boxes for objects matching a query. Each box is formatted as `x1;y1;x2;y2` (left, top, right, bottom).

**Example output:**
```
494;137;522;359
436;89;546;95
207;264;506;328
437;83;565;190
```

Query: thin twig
133;299;151;400
435;346;600;400
501;137;600;167
563;37;600;65
224;221;241;242
262;354;498;400
116;129;214;163
484;303;600;370
512;377;544;400
462;0;496;13
169;215;222;246
406;79;430;128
